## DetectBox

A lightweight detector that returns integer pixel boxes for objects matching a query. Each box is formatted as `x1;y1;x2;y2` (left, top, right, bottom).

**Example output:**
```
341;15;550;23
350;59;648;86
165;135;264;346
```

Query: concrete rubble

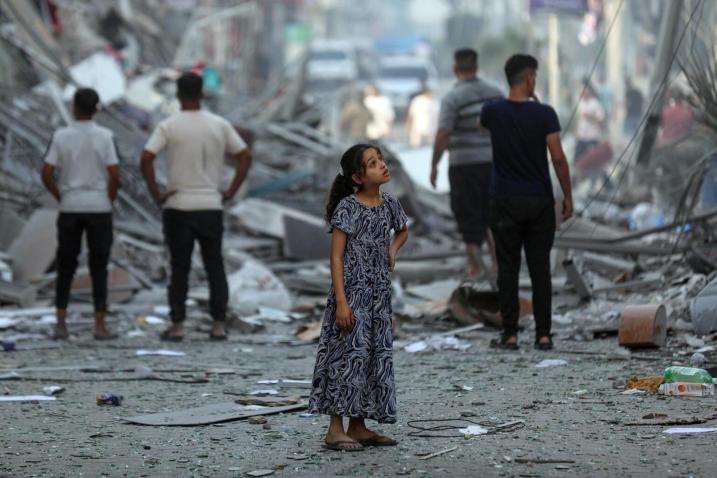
2;2;717;477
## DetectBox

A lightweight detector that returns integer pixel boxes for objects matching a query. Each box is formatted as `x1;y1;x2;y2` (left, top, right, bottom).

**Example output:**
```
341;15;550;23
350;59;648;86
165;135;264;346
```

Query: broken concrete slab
124;401;306;426
282;214;330;260
7;209;58;282
581;252;638;278
563;259;593;300
71;266;141;303
0;207;25;251
0;279;37;307
406;279;462;301
691;275;717;335
227;254;292;313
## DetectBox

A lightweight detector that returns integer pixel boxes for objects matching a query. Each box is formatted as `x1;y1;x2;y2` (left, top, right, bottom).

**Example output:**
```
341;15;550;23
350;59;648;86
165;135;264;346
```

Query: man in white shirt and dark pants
42;88;120;340
141;72;252;341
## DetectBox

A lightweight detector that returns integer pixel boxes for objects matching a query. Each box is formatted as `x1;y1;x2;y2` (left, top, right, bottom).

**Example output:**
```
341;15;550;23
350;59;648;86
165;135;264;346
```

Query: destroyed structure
2;1;717;476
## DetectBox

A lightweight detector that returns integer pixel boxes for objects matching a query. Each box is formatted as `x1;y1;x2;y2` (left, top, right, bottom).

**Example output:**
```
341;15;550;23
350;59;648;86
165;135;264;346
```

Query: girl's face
353;148;390;187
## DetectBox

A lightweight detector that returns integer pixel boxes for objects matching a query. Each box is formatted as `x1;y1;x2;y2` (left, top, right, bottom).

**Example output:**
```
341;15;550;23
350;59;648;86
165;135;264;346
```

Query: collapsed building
0;0;716;360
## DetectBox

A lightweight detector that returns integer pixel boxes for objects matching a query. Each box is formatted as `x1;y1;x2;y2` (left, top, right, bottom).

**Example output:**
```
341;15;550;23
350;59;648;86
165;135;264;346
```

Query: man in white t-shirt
42;88;120;340
141;72;251;342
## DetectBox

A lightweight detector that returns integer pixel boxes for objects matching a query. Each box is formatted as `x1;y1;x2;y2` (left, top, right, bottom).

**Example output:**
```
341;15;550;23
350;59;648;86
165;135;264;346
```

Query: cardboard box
659;382;715;397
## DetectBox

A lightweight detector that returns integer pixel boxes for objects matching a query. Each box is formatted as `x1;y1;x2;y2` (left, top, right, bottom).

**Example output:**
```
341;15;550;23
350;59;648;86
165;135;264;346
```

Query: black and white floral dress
309;192;408;423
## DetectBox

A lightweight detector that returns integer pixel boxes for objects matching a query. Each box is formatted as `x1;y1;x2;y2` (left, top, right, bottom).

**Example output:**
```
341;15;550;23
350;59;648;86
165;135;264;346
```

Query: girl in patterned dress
309;144;409;451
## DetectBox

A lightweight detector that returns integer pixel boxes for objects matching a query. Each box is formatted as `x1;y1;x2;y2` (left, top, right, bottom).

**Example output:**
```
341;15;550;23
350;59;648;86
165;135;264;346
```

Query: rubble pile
1;1;717;367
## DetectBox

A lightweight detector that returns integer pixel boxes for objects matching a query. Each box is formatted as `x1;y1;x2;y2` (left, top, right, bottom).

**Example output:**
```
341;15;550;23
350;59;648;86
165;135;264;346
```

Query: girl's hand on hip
388;247;397;272
336;302;355;331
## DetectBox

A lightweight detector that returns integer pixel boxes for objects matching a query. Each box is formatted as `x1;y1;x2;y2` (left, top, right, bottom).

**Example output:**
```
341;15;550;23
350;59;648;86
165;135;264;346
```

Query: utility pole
604;0;624;143
634;0;682;166
547;13;560;111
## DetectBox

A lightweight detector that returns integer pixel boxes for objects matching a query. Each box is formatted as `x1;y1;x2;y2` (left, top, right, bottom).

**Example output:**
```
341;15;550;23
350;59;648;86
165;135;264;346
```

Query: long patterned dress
309;192;408;423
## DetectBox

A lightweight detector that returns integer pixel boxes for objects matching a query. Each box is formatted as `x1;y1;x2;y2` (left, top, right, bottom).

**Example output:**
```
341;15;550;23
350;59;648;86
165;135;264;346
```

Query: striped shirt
438;78;503;167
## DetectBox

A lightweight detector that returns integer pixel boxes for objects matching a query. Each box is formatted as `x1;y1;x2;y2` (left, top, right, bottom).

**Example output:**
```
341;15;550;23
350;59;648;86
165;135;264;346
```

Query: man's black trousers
55;212;113;312
163;209;228;323
489;196;556;339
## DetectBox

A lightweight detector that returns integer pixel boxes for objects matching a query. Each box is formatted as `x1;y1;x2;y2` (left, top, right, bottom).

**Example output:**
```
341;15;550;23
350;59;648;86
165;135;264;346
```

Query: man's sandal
490;335;519;350
534;336;554;350
160;329;184;342
357;435;398;447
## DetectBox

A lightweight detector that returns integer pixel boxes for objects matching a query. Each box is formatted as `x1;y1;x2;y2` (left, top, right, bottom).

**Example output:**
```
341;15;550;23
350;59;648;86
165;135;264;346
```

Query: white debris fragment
459;425;489;436
249;389;279;396
621;389;646;395
135;349;186;357
535;359;568;368
0;395;57;401
404;335;472;353
663;427;717;434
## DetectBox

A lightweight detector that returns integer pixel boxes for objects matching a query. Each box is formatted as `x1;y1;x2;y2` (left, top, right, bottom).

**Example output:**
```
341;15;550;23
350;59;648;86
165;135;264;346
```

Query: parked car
307;40;358;84
376;56;437;114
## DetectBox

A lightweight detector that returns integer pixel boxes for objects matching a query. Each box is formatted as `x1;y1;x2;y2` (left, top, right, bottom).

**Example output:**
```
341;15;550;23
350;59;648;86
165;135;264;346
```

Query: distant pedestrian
480;54;573;350
309;144;409;451
406;83;438;147
339;87;372;140
363;84;395;141
431;48;503;279
140;72;252;342
42;88;120;340
658;88;694;146
623;78;643;136
574;78;605;161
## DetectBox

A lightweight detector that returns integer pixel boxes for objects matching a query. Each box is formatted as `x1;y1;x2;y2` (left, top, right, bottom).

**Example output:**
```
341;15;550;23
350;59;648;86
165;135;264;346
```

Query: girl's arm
330;228;354;331
388;225;409;272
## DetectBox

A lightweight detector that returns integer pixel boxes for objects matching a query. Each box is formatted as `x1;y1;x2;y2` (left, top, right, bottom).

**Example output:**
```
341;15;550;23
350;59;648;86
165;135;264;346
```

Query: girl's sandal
323;441;365;452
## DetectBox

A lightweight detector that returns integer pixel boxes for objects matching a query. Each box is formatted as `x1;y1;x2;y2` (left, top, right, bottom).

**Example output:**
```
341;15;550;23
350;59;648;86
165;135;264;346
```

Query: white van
307;40;358;83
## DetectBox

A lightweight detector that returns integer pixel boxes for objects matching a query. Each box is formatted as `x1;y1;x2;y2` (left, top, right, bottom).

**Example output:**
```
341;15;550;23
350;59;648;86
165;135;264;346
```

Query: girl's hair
325;143;380;224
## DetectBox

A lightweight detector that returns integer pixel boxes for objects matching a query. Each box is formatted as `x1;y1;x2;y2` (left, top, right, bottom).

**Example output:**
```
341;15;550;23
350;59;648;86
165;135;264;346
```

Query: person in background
140;72;251;342
574;78;606;161
480;54;573;351
42;88;120;341
406;83;438;147
339;87;372;141
623;78;644;136
658;88;694;146
363;84;395;141
431;48;503;279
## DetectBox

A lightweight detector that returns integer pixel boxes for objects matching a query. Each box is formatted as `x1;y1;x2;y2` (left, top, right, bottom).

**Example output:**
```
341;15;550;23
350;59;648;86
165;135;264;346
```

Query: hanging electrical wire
560;0;705;238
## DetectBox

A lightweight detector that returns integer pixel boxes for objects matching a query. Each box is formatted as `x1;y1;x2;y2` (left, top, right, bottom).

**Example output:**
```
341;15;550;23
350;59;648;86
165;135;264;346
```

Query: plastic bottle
96;393;123;406
663;366;713;384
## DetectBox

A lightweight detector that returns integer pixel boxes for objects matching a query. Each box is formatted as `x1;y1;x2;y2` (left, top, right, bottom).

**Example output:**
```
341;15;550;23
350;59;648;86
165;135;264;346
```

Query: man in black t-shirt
480;54;573;351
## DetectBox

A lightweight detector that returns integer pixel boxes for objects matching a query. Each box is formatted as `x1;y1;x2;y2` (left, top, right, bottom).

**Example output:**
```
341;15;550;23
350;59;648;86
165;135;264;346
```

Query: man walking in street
480;54;573;350
431;48;503;279
141;72;252;341
42;88;120;340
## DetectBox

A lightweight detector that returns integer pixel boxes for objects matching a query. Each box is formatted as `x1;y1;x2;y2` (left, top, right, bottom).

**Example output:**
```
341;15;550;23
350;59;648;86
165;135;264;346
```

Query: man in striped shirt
431;48;503;279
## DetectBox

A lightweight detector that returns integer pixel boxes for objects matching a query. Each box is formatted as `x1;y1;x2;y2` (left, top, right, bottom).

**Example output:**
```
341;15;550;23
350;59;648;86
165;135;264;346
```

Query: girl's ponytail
325;172;354;224
325;143;378;225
